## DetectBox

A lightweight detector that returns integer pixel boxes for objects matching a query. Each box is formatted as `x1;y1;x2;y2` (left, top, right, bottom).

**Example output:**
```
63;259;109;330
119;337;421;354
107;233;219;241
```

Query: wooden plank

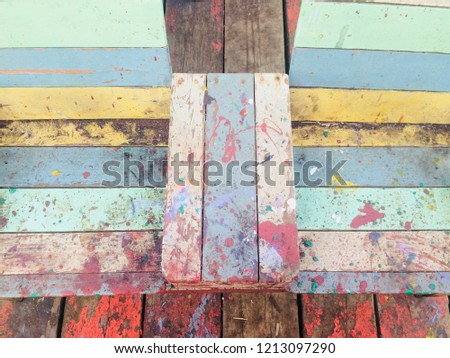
368;0;450;7
62;295;142;338
223;293;299;337
296;188;450;230
0;87;170;120
0;298;61;337
377;295;450;338
302;295;377;338
0;188;165;232
255;74;299;283
1;147;167;188
0;119;169;147
285;0;302;61
165;0;224;73
143;293;221;337
224;0;285;73
0;48;171;87
162;74;205;283
202;74;258;283
292;123;450;147
294;2;450;53
290;88;450;124
290;48;450;91
299;231;450;272
294;147;450;187
289;272;450;294
0;0;167;48
0;232;161;275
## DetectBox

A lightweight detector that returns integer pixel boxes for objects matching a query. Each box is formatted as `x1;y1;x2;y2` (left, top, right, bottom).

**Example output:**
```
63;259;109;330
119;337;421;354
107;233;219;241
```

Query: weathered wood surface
202;74;258;283
0;87;170;120
0;298;62;337
285;0;302;62
223;293;299;337
290;88;450;124
377;295;450;338
294;147;450;187
143;293;221;337
0;119;169;147
290;48;450;91
0;48;171;87
62;295;142;338
302;295;377;338
294;2;450;53
0;0;167;48
163;74;205;283
357;0;450;7
1;147;167;187
0;232;162;275
0;188;165;232
299;231;450;272
165;0;224;73
296;188;449;230
292;123;450;147
255;74;299;283
224;0;285;73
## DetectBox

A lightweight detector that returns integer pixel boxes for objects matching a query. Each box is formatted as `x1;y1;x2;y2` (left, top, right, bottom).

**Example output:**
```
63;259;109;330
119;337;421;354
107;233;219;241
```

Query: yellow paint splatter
52;170;61;176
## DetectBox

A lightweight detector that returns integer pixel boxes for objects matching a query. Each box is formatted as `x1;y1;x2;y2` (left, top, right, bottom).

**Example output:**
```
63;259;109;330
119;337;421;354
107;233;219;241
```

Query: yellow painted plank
292;123;450;147
0;87;170;120
290;88;450;124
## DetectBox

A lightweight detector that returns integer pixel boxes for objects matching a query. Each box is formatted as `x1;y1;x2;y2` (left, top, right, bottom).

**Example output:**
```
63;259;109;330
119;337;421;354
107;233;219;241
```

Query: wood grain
285;0;302;62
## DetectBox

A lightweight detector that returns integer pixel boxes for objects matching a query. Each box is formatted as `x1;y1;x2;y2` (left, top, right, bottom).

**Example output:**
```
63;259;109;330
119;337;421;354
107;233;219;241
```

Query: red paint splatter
350;203;385;229
224;238;234;247
0;301;14;337
211;40;222;53
359;280;368;293
82;172;91;179
404;221;412;230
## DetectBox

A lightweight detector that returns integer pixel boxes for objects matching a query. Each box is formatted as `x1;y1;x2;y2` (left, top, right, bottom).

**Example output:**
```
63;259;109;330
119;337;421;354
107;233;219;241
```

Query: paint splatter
52;170;61;176
350;203;385;229
82;172;91;179
404;221;412;230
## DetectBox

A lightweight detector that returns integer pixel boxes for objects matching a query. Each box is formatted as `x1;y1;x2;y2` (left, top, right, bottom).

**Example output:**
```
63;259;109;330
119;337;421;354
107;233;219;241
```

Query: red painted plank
285;0;302;59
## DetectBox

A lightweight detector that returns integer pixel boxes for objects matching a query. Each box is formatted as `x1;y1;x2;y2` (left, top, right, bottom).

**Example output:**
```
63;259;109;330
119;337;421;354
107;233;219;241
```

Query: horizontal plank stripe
0;48;171;87
292;123;450;147
0;119;169;147
0;0;167;48
0;87;170;120
0;232;161;275
369;0;450;6
290;88;450;124
0;188;165;232
290;48;450;91
1;147;167;187
296;188;450;230
299;231;450;272
295;2;450;53
293;147;450;187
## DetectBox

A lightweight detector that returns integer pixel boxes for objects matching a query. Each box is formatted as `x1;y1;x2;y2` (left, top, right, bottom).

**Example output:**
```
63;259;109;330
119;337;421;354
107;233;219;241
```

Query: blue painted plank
293;147;450;187
0;48;171;87
0;147;167;188
290;48;450;91
202;74;258;283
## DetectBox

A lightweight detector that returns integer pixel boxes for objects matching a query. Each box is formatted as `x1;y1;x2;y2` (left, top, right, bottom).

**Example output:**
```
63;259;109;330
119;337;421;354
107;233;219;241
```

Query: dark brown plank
224;0;285;73
223;293;299;337
165;0;224;73
0;298;62;337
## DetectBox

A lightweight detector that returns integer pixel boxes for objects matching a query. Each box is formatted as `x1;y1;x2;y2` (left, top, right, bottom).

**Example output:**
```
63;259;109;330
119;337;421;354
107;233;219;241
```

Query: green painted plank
296;188;450;230
0;0;167;48
0;188;164;232
295;1;450;53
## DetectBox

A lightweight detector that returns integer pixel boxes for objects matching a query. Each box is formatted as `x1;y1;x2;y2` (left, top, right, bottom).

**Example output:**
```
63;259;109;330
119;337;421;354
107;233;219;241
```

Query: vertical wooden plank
62;295;142;338
165;0;224;73
162;74;206;284
143;293;221;338
224;0;285;73
202;74;258;283
302;295;377;338
285;0;302;63
0;298;61;338
377;295;450;338
223;293;299;337
255;73;299;283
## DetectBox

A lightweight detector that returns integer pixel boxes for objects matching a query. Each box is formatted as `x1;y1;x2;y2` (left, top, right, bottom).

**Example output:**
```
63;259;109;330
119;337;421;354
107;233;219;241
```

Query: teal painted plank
296;188;450;230
1;147;167;187
0;0;167;48
0;48;171;87
294;147;450;187
295;1;450;53
0;188;164;232
289;48;450;91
